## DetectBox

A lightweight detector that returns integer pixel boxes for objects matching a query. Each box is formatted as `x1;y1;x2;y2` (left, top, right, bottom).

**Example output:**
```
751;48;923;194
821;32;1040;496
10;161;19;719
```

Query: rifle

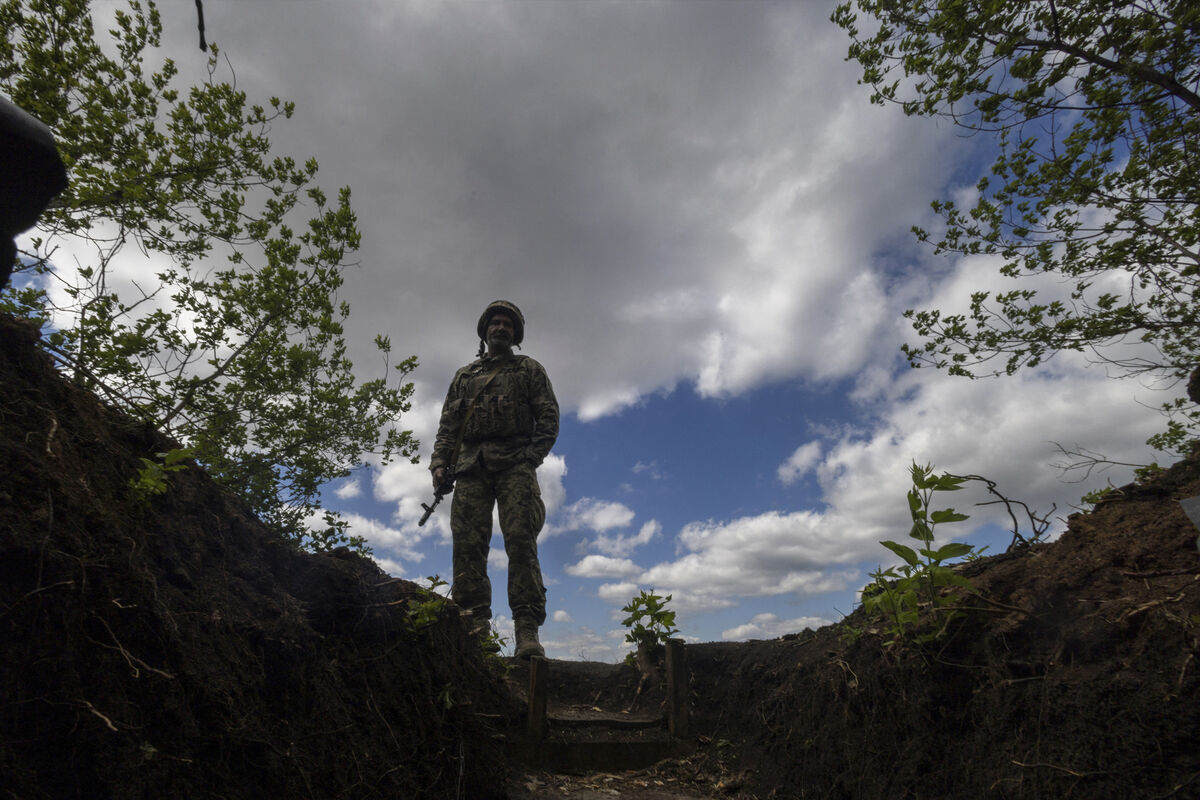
419;470;455;527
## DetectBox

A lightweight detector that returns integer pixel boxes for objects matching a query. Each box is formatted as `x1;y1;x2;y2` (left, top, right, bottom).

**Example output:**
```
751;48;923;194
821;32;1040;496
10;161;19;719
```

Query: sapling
406;576;450;632
128;447;193;503
620;589;680;708
861;463;977;644
621;589;680;654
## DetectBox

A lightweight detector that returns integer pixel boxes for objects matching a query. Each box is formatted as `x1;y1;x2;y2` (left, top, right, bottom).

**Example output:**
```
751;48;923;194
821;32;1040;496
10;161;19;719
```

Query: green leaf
881;540;920;567
930;509;971;525
909;521;933;543
928;565;973;589
933;542;975;561
931;474;966;492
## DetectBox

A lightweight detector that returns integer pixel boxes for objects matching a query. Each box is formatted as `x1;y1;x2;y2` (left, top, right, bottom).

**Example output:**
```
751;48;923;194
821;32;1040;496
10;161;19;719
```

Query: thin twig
92;616;176;680
966;592;1051;625
1121;569;1199;579
36;489;53;590
950;473;1055;551
365;682;402;751
1150;769;1200;800
1011;760;1106;778
1118;591;1188;622
358;600;408;609
79;700;119;732
1176;653;1193;698
0;580;75;621
23;580;74;601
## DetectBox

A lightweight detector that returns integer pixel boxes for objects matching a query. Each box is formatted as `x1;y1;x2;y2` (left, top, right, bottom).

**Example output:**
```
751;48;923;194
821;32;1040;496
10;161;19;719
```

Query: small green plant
621;589;680;660
1080;482;1118;508
860;463;978;644
406;576;450;631
128;447;192;503
480;629;511;667
964;544;990;562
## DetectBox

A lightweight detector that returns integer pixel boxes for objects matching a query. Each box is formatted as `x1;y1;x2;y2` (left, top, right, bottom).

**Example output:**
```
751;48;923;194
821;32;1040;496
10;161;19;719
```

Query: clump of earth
2;311;1198;799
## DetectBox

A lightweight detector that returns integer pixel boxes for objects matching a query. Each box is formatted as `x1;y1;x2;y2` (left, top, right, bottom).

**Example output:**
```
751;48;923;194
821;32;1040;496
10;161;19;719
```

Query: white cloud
596;582;640;603
401;396;451;465
551;610;573;623
819;354;1168;539
488;547;508;572
373;556;405;578
36;222;194;355
630;351;1168;614
341;512;429;569
70;0;974;450
566;555;643;579
542;626;617;662
650;588;740;615
721;612;832;641
662;511;864;575
179;0;953;425
560;497;636;534
632;461;665;480
371;470;431;513
538;454;569;520
334;479;362;499
578;387;646;423
592;520;661;558
778;441;822;486
374;458;441;518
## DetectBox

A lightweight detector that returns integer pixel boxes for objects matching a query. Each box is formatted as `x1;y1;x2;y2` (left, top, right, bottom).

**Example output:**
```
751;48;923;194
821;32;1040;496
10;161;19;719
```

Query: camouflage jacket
430;353;559;476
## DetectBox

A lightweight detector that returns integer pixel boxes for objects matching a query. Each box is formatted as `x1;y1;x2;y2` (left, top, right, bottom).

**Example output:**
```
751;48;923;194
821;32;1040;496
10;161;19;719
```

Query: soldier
430;301;559;659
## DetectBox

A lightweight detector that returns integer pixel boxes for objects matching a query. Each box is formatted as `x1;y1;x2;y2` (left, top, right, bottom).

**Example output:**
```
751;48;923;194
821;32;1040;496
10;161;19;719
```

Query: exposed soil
2;310;1199;799
0;314;520;799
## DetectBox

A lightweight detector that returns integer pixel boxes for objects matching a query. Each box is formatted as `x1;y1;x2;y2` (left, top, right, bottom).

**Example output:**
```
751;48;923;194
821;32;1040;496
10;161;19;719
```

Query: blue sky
27;0;1179;660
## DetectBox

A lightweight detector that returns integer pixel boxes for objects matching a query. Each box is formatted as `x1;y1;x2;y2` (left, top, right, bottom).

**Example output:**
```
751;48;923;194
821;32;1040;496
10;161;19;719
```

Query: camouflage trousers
450;461;547;625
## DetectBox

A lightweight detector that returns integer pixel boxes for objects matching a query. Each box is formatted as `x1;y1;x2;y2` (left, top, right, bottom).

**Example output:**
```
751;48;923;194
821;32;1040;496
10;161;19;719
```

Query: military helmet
477;300;525;345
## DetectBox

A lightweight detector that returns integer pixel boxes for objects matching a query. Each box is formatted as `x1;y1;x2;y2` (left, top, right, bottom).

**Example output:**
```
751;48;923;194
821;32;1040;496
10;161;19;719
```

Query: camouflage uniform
430;349;558;626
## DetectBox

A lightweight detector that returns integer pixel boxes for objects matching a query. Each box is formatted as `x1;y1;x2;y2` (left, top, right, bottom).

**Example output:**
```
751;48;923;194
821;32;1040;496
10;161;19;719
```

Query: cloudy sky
78;0;1177;659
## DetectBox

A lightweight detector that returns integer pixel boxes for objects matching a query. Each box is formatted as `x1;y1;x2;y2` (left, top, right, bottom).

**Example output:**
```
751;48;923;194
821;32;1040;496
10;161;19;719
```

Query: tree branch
1017;34;1200;113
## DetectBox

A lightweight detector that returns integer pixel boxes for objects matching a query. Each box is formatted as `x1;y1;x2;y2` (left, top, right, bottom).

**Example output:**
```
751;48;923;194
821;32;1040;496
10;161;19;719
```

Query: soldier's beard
488;332;513;353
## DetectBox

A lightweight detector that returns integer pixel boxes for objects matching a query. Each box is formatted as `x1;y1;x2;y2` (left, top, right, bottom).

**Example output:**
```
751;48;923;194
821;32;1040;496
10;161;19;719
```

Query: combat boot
461;609;500;653
514;617;544;660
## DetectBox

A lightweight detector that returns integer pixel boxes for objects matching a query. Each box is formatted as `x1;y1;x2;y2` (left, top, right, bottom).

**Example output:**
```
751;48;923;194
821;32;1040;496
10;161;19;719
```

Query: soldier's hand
432;467;446;491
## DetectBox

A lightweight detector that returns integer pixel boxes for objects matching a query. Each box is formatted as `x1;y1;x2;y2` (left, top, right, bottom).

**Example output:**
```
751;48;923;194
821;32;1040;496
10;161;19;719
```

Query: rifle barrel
418;474;453;527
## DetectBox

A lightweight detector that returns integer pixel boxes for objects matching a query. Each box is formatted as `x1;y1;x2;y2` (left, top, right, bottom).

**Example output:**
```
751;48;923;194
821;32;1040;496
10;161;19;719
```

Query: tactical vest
457;356;536;442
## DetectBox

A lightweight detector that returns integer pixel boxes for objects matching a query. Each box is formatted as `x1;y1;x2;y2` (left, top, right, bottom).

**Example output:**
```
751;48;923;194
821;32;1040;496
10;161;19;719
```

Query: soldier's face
487;313;515;347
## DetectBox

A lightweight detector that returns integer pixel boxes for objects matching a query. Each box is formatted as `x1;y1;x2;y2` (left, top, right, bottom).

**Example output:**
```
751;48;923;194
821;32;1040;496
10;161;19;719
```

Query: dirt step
510;769;719;800
506;707;693;773
549;706;664;730
506;735;697;774
503;654;694;774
